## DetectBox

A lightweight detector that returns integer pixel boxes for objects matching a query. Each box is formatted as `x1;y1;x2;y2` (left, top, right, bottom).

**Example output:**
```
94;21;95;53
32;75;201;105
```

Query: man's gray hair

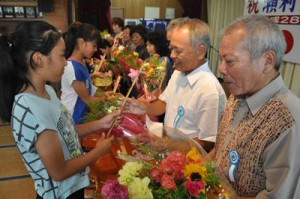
167;17;211;50
221;15;286;70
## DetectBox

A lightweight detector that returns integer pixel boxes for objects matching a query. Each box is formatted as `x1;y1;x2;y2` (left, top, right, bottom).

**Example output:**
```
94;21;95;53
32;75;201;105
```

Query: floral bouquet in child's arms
111;45;143;74
93;59;114;87
140;54;167;101
82;94;148;138
101;127;237;199
83;94;121;122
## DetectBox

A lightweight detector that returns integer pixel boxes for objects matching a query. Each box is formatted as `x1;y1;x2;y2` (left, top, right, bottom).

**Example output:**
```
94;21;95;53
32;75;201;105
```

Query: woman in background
146;31;173;91
146;31;173;122
111;17;124;51
122;25;135;51
131;24;149;61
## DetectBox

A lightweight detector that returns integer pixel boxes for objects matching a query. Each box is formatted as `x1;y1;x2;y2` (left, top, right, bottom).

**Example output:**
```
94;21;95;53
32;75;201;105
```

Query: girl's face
82;40;97;59
132;33;144;47
146;42;156;55
45;38;67;83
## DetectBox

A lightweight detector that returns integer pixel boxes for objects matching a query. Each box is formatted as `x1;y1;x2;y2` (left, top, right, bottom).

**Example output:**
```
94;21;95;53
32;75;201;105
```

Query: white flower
157;66;165;71
107;106;117;113
104;34;111;40
118;45;125;51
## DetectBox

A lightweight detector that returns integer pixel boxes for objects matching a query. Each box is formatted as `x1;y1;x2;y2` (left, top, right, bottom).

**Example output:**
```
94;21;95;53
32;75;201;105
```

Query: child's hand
91;71;106;78
95;133;114;156
99;110;121;129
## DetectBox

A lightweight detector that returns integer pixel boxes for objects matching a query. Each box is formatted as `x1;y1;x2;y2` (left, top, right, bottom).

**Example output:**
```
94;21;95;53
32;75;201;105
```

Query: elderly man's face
218;28;266;97
169;28;203;74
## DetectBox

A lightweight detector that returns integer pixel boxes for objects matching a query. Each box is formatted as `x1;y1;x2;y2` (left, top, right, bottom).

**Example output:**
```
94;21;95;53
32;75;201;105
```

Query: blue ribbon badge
173;106;184;127
228;150;240;183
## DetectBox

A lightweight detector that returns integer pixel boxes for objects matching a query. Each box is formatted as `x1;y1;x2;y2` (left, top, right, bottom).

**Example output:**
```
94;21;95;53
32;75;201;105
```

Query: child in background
61;22;109;124
0;21;119;199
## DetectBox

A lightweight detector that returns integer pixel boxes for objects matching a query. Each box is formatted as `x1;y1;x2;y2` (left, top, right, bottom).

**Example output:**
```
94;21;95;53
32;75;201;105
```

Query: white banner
243;0;300;64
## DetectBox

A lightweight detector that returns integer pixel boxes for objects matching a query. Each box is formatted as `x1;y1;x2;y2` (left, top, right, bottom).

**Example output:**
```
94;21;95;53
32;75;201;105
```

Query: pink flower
128;68;139;79
150;167;162;183
137;58;143;64
184;179;205;197
160;174;176;190
175;172;185;182
101;179;128;199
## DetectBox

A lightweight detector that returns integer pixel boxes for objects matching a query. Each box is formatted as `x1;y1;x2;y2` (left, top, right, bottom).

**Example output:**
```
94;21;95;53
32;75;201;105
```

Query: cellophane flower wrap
100;126;237;199
111;45;143;74
83;94;148;138
93;60;114;87
140;54;166;102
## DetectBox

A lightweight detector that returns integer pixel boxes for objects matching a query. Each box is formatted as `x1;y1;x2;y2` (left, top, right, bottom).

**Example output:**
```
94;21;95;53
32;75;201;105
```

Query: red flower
160;174;176;190
175;172;185;182
150;167;162;183
160;151;186;175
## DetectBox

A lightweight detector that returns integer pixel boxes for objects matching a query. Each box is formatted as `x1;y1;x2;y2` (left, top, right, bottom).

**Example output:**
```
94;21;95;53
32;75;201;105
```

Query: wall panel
111;0;182;19
43;0;68;33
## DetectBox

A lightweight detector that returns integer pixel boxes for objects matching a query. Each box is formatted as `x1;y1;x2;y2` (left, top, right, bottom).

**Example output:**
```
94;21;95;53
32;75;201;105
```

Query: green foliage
204;161;220;186
82;97;120;123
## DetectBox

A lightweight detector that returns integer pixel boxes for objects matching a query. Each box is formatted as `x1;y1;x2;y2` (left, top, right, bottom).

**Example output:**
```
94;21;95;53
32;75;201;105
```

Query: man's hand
123;98;148;115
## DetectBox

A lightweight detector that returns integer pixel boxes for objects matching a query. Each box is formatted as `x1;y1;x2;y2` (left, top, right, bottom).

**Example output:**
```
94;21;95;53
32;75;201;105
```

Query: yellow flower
184;163;207;182
146;68;154;78
186;147;201;162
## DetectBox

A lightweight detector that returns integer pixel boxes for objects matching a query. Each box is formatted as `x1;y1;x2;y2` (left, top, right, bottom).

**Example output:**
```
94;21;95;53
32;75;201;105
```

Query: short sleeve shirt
12;85;89;198
61;60;97;124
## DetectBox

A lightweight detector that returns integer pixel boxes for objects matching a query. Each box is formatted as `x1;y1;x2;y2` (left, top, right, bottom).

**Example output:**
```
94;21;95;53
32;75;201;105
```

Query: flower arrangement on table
111;45;143;75
101;127;236;199
140;54;167;101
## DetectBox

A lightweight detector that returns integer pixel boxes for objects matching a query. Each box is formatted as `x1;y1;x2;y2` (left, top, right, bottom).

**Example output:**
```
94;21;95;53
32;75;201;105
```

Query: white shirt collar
184;60;211;86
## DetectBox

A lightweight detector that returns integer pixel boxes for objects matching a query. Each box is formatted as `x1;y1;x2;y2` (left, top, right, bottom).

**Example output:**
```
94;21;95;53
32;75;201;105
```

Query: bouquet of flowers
101;127;236;199
100;29;114;45
83;95;121;123
93;59;114;87
140;54;167;101
82;94;148;138
111;45;143;74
